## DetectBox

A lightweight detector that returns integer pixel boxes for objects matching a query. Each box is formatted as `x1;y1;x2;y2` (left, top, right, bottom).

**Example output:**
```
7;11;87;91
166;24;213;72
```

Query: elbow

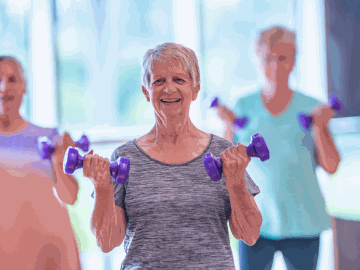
325;160;341;175
65;194;78;205
242;231;260;246
239;213;262;245
99;244;114;254
248;213;262;245
61;193;78;205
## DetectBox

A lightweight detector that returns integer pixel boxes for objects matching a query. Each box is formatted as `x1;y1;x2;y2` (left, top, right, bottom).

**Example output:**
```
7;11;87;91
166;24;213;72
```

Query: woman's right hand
216;105;236;127
83;150;112;190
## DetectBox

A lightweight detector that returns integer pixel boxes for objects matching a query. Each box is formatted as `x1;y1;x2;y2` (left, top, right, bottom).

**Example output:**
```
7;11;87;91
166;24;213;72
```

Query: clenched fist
83;150;112;190
220;142;250;186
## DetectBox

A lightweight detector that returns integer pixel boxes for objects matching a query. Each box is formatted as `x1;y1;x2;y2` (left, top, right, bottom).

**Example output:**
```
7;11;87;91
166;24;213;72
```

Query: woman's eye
176;78;184;82
154;79;163;84
9;76;16;83
279;55;287;62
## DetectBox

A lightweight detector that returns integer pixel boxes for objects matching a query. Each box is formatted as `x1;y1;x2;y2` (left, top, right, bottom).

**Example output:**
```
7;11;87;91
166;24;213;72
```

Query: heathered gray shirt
92;134;260;269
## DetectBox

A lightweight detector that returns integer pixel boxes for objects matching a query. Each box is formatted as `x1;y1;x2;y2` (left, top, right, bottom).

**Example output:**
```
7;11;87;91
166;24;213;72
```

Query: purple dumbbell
37;135;90;160
63;147;130;185
298;95;344;130
211;97;248;129
204;133;269;182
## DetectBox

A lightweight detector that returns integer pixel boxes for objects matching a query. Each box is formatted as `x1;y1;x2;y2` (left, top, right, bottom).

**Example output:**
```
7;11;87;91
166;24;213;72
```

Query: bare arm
51;162;79;205
227;183;262;245
217;106;236;143
51;132;79;205
223;124;235;143
311;105;341;174
221;144;262;246
313;125;340;174
91;186;126;253
83;150;126;253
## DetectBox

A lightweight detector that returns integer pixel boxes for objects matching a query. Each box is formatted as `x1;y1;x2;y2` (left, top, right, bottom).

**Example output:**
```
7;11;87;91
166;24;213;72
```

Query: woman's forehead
150;59;187;76
0;60;22;76
266;41;294;55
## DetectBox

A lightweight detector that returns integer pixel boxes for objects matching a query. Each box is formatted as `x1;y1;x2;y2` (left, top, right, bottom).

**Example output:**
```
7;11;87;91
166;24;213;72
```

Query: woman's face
258;41;295;84
0;60;26;117
142;59;200;123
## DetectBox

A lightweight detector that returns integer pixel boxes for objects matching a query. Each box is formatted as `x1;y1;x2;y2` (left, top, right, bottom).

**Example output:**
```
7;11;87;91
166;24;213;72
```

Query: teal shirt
233;90;332;240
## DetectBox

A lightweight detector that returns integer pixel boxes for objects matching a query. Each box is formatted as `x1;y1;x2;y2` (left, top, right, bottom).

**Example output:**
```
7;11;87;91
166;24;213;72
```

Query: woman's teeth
161;99;181;103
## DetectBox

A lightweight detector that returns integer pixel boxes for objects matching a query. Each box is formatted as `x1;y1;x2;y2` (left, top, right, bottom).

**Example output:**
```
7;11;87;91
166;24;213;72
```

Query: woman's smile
160;99;181;104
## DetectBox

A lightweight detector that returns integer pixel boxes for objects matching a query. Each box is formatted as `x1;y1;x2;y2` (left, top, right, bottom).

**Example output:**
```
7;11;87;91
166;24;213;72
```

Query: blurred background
1;0;359;269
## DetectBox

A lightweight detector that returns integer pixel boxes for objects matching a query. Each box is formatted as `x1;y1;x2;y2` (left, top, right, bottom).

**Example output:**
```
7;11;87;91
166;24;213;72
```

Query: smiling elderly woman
87;42;262;269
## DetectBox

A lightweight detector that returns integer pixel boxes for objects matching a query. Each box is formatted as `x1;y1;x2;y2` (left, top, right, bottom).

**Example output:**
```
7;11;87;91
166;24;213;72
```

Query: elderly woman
86;42;262;269
217;26;341;270
0;56;81;269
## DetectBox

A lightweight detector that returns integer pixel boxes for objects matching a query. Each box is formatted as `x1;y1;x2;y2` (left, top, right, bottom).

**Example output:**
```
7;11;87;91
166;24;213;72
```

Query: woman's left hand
52;132;76;166
311;104;334;128
220;143;251;186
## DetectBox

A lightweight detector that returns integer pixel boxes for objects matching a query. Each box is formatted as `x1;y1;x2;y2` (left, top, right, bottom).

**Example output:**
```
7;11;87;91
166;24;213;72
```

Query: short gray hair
141;42;201;89
256;26;296;58
0;56;26;83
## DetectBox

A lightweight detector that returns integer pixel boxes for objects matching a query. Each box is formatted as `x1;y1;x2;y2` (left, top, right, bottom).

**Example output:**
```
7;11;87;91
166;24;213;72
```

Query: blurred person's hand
52;132;76;166
216;105;236;127
311;104;334;128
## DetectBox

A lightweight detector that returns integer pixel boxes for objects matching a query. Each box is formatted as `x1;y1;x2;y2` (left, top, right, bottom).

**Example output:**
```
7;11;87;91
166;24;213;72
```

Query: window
55;0;178;140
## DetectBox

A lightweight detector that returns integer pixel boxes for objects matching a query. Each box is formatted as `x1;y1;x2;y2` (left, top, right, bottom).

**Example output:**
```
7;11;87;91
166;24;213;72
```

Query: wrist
51;158;63;170
95;182;114;195
226;173;247;189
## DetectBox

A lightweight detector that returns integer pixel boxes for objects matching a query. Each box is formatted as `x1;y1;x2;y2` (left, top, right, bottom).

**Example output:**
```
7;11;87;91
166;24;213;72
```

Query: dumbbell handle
298;95;344;130
211;97;248;129
37;135;90;160
204;133;269;182
63;147;129;184
211;143;266;170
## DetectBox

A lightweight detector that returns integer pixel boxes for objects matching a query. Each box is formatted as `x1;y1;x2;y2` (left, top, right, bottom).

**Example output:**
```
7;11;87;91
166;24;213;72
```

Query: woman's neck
262;80;291;101
0;114;28;134
147;117;200;147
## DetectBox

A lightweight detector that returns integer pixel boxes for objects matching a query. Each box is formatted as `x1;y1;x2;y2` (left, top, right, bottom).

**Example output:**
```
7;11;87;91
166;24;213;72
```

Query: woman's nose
164;82;177;93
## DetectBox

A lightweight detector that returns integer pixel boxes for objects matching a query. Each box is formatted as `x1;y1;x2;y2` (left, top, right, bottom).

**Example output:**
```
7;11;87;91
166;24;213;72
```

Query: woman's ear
192;84;201;101
142;85;150;102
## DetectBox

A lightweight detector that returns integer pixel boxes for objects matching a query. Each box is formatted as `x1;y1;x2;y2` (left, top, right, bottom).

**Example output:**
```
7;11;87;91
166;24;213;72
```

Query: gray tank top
92;134;260;269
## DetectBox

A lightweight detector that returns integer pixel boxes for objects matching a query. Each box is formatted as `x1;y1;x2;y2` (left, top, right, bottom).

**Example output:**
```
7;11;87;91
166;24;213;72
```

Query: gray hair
141;42;201;89
0;56;26;84
256;26;296;58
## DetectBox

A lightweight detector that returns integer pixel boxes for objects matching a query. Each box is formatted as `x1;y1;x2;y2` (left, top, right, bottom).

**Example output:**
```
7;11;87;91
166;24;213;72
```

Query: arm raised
84;150;127;253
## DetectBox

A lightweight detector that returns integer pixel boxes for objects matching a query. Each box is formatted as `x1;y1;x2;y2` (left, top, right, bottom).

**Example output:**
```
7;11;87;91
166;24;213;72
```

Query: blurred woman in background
217;26;340;270
0;56;81;269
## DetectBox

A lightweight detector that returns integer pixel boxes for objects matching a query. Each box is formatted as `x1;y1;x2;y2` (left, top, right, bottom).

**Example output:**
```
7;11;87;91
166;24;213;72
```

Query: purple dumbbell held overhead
204;133;269;182
298;95;344;130
37;135;90;160
211;97;248;130
63;147;130;185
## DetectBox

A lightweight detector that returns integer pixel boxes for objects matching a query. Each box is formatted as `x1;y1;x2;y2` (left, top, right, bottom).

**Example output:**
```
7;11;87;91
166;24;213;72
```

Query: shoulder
28;122;58;138
110;140;137;162
233;91;261;111
209;134;234;153
294;91;321;108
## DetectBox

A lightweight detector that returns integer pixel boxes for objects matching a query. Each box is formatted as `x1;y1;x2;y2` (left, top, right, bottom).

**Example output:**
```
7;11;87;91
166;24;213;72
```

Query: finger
98;157;106;168
83;154;91;173
84;150;94;168
220;152;227;161
92;154;100;166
